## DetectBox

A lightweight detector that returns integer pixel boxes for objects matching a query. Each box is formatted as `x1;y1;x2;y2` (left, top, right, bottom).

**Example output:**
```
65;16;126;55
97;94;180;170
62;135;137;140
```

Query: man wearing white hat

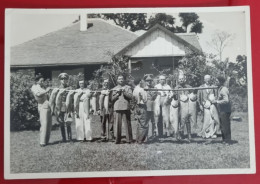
197;75;219;138
55;72;73;142
154;75;173;137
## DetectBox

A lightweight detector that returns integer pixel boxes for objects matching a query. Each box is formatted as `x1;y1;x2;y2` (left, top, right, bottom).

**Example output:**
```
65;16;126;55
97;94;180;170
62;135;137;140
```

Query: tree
101;13;203;34
102;13;147;32
190;20;203;33
147;13;176;32
88;14;101;18
235;55;247;86
177;53;211;87
207;30;234;62
178;13;203;33
91;51;133;88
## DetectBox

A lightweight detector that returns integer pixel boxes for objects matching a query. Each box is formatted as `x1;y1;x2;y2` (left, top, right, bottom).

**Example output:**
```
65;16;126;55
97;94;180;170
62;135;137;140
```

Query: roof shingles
11;19;138;67
11;20;202;67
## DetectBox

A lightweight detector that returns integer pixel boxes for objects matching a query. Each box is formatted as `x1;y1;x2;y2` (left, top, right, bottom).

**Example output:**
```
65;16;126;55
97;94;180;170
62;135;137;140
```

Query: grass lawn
10;112;251;173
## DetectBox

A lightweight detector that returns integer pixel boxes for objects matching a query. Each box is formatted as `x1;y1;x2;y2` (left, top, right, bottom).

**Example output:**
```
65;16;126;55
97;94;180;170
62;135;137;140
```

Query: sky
9;11;247;62
197;12;247;62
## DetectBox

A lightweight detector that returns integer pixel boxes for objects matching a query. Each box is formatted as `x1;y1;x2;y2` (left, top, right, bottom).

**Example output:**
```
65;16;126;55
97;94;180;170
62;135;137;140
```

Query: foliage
102;13;147;32
10;71;40;131
235;55;247;86
147;13;176;32
151;52;248;112
87;14;101;18
91;52;133;88
178;53;211;87
190;20;203;34
179;13;203;33
102;13;203;33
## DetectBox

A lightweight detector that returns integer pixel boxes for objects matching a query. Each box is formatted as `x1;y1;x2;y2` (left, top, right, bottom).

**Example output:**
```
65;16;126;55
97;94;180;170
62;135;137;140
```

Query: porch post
172;56;175;74
172;56;175;87
128;58;132;74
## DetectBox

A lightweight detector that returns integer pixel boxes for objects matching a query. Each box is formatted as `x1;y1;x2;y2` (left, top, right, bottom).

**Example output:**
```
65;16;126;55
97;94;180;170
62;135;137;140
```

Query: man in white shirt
133;78;148;143
154;75;173;137
197;75;219;138
31;74;52;147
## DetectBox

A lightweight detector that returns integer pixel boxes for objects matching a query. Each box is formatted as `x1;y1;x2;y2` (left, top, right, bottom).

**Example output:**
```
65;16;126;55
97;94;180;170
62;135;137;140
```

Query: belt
137;104;146;107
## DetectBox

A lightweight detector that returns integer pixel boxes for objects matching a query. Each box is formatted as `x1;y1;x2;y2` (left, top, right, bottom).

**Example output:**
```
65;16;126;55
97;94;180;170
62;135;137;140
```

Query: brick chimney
80;13;87;31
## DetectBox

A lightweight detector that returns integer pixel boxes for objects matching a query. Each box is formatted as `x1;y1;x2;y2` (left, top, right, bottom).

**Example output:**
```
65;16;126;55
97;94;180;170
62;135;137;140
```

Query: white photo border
4;6;255;179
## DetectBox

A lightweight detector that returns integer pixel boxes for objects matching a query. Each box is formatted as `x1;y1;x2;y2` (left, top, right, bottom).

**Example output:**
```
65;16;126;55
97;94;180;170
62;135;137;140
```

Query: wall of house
11;64;102;87
125;29;187;57
131;57;181;79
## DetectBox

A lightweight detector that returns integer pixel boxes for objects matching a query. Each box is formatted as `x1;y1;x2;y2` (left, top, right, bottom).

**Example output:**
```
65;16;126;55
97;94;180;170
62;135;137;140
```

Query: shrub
10;71;40;131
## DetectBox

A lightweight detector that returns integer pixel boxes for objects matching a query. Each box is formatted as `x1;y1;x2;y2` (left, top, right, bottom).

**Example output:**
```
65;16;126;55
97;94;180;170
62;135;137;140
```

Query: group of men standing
31;71;232;147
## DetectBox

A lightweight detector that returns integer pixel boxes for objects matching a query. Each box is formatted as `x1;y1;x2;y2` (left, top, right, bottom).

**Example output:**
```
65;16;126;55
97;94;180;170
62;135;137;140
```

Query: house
10;16;202;82
116;24;202;78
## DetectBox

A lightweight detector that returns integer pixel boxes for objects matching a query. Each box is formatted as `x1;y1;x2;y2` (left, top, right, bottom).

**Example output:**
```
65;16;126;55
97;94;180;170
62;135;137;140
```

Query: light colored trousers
154;96;171;136
75;102;92;141
38;102;52;145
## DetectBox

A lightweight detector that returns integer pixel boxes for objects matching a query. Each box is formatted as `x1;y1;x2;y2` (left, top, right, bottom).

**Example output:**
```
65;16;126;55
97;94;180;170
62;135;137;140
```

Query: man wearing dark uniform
55;73;73;142
111;75;133;144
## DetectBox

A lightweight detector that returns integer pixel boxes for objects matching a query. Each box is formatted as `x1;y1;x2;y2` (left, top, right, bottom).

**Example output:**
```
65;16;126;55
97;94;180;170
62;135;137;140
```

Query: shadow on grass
207;139;238;145
47;137;104;146
148;139;208;144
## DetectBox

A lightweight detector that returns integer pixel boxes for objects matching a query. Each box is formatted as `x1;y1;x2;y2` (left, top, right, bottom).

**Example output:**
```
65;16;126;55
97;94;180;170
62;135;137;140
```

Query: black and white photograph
4;6;255;179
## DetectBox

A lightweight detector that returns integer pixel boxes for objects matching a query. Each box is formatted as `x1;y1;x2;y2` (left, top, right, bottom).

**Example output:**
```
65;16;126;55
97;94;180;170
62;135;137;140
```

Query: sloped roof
11;19;138;67
176;33;202;52
117;24;202;56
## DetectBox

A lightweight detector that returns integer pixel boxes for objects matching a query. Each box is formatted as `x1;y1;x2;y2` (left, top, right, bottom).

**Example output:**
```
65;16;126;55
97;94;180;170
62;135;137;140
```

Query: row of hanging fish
152;91;220;136
48;88;99;117
48;87;220;136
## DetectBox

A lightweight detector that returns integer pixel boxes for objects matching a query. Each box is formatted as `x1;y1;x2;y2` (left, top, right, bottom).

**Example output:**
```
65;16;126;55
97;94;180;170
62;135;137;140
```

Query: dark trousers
219;112;231;141
155;106;163;137
135;105;148;143
114;110;132;143
100;113;114;140
146;111;156;136
57;112;72;141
